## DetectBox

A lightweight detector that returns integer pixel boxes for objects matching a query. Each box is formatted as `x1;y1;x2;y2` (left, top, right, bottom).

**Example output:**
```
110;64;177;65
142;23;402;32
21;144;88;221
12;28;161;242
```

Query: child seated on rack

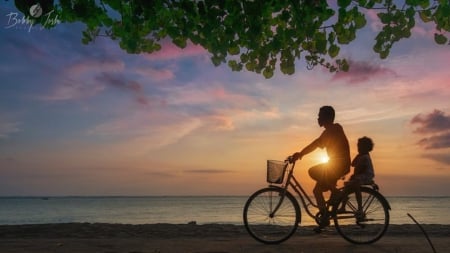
349;136;375;185
345;136;375;219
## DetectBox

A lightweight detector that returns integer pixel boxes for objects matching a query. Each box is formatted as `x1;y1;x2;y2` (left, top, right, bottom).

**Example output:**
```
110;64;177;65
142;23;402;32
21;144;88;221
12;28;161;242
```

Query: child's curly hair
358;136;374;153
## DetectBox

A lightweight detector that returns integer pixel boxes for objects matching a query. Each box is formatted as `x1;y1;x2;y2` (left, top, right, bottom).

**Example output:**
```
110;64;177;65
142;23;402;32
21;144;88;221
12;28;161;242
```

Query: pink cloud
40;81;105;101
41;58;158;106
41;59;125;101
135;67;175;81
95;73;150;106
331;60;396;84
67;59;125;76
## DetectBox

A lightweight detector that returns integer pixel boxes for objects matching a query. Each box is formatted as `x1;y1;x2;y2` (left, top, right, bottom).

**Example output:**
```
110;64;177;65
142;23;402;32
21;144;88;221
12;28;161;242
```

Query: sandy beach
0;223;449;253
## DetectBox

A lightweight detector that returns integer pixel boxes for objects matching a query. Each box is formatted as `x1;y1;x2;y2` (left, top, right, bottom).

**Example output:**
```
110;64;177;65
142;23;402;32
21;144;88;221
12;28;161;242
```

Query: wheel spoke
244;187;300;244
334;187;389;244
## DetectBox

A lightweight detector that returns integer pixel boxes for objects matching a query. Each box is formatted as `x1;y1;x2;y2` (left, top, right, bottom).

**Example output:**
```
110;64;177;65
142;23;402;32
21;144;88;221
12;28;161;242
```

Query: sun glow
320;154;329;163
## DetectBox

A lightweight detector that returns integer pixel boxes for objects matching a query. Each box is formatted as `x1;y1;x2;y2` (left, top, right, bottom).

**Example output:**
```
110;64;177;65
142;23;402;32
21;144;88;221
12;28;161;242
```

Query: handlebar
285;156;296;164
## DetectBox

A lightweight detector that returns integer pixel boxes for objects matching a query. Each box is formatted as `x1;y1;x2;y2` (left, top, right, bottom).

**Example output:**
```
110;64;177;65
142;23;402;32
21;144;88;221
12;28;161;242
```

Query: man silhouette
292;106;350;231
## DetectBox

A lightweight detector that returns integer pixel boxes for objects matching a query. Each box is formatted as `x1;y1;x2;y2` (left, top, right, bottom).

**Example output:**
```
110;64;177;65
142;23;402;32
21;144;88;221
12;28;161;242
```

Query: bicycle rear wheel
333;187;390;244
243;187;300;244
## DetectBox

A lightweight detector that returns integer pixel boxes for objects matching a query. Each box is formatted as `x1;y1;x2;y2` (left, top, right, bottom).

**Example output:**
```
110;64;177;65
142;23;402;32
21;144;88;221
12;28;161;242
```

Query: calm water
0;196;449;226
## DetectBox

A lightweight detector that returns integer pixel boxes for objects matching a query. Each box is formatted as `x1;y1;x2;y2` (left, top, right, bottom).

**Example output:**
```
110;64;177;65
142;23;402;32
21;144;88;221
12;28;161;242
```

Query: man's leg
313;184;326;213
312;184;330;233
309;165;330;214
309;165;331;230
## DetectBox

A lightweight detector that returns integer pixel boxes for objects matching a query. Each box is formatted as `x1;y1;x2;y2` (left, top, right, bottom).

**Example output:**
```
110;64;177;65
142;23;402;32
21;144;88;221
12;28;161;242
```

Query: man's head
318;106;335;127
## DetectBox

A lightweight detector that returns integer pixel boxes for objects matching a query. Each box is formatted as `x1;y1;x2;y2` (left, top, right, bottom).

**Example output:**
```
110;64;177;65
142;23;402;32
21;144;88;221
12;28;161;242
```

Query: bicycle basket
266;160;287;184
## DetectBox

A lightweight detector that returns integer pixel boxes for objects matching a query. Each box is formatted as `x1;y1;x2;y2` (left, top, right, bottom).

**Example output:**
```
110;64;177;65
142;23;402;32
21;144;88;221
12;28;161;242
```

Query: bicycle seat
343;179;379;191
361;181;379;191
361;179;375;185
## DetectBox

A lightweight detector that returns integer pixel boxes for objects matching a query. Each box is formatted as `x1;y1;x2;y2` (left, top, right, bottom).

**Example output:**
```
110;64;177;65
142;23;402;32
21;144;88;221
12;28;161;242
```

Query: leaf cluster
13;0;450;78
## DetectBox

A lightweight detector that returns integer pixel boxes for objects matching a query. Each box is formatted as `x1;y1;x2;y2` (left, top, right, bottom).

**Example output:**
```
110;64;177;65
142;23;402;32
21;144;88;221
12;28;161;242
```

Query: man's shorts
308;163;347;192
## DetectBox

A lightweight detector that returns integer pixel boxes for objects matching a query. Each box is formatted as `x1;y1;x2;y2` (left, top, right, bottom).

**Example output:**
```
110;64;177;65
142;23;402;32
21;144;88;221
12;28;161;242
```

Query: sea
0;196;449;226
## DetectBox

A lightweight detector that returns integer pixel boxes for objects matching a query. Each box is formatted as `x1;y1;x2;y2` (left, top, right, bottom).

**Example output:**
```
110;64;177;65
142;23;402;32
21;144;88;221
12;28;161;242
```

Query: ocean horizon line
0;195;449;198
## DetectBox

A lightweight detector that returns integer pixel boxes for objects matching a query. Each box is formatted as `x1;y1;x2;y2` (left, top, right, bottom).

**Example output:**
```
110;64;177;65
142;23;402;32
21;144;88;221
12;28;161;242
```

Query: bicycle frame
270;160;320;220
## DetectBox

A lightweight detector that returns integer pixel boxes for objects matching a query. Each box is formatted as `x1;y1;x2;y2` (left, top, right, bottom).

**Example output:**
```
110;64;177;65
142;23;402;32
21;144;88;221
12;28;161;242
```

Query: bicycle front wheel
334;187;390;244
243;187;300;244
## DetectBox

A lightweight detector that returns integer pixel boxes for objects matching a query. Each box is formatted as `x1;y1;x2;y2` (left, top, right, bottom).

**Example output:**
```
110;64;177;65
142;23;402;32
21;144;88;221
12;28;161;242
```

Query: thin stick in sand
407;213;437;253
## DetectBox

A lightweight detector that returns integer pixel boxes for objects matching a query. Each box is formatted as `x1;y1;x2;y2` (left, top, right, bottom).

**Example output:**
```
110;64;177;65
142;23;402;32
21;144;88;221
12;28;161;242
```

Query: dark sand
1;223;449;253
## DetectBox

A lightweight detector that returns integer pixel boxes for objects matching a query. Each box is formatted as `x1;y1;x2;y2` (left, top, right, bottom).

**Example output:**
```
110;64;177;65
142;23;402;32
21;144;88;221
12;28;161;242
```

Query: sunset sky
1;2;449;196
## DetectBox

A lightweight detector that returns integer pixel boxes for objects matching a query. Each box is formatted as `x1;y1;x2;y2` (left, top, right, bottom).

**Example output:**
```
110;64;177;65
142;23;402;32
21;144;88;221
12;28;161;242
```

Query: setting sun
320;154;330;163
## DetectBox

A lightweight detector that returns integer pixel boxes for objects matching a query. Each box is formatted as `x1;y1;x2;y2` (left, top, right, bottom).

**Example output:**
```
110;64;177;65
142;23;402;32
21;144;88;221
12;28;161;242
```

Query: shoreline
1;223;449;238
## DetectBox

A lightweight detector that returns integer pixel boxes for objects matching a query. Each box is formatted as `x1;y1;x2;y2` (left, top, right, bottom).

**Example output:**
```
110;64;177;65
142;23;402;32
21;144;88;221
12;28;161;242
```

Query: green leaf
338;8;348;23
434;33;448;44
358;0;368;7
211;55;224;66
172;37;187;48
328;44;340;58
338;0;352;8
380;50;389;59
240;53;249;63
339;59;350;72
280;61;295;75
364;0;376;8
328;32;336;43
227;60;242;71
302;41;313;51
378;13;391;24
245;62;256;71
406;0;419;6
406;7;415;18
228;46;240;55
419;0;430;8
81;37;90;45
315;35;327;53
263;67;274;79
354;14;367;29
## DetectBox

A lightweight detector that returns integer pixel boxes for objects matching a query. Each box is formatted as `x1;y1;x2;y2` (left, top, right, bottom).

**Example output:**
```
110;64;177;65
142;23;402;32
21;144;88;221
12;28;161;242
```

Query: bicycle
243;157;391;244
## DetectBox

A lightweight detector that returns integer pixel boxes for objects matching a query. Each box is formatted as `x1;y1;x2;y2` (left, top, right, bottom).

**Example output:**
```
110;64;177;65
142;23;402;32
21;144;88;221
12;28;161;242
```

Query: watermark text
5;9;61;32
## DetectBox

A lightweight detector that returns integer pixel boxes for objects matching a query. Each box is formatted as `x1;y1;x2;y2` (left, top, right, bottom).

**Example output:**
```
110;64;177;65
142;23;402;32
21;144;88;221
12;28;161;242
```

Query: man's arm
293;138;321;160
